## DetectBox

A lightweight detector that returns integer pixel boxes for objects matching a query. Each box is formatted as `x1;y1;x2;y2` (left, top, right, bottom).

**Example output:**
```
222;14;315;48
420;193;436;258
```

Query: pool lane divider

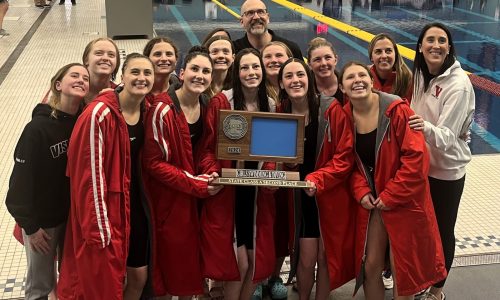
443;5;500;23
272;0;500;147
212;0;500;150
215;0;500;90
273;0;500;85
212;0;240;18
270;0;416;62
395;7;500;46
472;122;500;152
338;6;500;82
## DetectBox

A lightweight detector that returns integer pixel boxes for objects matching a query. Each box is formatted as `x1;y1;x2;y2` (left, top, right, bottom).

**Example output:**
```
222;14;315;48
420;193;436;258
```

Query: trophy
212;110;311;188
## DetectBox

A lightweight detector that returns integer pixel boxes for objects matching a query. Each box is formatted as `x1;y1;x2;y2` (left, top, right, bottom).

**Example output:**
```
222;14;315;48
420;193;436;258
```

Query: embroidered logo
50;139;68;158
434;85;443;98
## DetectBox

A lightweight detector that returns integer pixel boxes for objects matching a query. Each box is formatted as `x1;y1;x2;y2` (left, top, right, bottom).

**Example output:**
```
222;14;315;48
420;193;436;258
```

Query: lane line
274;0;500;81
472;122;500;152
444;5;500;22
396;7;500;46
271;0;413;59
212;0;500;149
170;6;200;46
301;15;369;57
347;9;420;41
0;4;54;86
212;0;240;18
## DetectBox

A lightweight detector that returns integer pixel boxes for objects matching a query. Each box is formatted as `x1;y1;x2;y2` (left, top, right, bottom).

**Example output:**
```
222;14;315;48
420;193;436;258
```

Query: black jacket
233;29;304;60
6;104;77;235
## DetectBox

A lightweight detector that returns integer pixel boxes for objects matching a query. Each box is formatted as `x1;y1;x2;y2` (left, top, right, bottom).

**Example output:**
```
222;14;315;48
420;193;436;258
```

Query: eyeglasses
242;9;267;18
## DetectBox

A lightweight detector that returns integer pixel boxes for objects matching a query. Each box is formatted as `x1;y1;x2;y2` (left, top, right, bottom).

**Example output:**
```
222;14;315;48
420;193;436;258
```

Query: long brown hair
232;48;270;112
278;58;319;124
413;23;456;92
203;35;235;98
368;33;412;97
143;36;179;59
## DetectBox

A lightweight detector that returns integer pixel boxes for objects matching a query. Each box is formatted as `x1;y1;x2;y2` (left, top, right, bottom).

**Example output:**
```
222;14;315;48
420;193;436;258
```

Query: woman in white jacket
409;22;475;300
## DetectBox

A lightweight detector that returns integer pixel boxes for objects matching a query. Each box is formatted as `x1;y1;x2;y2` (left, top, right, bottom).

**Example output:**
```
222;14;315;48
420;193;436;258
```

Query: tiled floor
0;0;499;299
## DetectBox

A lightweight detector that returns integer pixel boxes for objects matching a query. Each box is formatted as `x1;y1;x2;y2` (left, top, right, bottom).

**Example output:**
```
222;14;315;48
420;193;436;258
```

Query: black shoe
71;0;75;5
58;1;64;4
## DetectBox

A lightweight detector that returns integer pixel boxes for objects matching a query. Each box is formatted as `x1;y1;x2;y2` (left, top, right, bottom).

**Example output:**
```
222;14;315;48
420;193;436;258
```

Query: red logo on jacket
434;85;443;98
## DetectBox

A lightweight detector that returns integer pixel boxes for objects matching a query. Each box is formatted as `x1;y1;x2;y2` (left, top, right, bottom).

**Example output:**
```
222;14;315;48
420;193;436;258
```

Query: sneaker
382;271;393;290
414;288;429;299
268;277;288;299
0;29;9;36
251;284;263;300
422;291;446;300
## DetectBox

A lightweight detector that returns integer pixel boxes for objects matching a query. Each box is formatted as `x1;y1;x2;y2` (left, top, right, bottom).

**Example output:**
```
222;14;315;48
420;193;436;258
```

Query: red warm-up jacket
142;91;210;296
304;99;357;290
348;92;446;296
198;90;276;283
58;91;134;300
370;65;413;103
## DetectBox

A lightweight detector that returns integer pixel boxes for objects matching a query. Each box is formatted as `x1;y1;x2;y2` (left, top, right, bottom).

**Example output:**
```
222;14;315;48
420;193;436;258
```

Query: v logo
435;85;443;98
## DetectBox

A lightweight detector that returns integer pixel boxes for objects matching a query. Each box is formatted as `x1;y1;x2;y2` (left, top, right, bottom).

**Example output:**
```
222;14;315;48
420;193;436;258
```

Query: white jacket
411;60;475;180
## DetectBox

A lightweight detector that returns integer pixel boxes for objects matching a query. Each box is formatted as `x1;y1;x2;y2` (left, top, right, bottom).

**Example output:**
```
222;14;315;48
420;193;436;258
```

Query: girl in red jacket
81;37;120;103
142;46;223;299
276;58;322;300
260;41;293;299
143;36;179;97
198;48;276;300
340;61;446;300
203;35;235;99
277;58;354;300
368;34;413;102
307;37;343;102
58;53;154;300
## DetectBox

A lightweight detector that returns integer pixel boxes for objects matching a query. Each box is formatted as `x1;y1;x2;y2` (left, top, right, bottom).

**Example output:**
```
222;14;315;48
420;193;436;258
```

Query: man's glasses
242;9;267;18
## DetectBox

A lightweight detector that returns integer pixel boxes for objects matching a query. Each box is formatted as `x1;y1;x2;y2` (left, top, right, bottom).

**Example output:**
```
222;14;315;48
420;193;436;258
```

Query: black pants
429;175;466;288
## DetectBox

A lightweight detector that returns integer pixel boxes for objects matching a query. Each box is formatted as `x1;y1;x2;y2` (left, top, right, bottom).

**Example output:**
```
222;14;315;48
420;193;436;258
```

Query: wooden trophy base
212;168;312;189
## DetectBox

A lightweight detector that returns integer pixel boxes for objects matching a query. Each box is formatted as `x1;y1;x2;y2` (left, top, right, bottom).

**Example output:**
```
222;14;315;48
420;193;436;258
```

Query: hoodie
411;60;475;180
6;103;77;235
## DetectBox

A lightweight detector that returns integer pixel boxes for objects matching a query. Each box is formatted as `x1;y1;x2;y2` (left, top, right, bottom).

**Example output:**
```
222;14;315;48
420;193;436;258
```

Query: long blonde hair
47;63;87;118
82;37;120;80
261;41;292;104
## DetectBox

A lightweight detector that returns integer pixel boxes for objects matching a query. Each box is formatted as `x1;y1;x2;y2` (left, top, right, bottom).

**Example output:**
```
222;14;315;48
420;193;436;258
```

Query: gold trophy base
212;168;312;189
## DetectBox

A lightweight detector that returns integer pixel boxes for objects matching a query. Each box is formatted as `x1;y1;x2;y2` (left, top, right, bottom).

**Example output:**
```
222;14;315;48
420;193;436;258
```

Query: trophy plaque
212;110;311;188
